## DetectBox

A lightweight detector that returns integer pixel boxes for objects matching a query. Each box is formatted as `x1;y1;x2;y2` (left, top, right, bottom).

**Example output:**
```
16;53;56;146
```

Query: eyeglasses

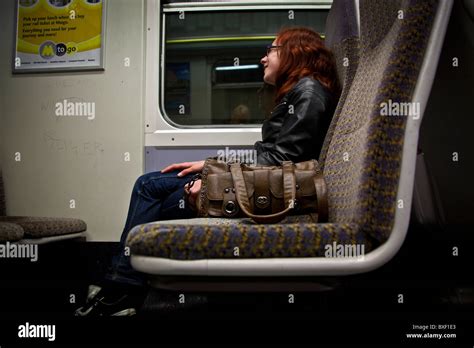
266;44;282;56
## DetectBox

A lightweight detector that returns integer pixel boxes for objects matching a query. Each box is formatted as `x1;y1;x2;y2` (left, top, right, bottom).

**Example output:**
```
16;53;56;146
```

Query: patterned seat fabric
324;0;437;243
127;0;438;260
127;216;371;260
319;0;360;168
0;216;86;239
0;222;24;243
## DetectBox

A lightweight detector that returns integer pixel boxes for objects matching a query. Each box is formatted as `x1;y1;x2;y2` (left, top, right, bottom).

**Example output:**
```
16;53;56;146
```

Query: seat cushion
126;216;371;260
0;216;86;238
0;222;25;242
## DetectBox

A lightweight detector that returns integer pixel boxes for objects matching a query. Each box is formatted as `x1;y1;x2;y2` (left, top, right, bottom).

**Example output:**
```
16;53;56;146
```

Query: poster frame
12;0;107;74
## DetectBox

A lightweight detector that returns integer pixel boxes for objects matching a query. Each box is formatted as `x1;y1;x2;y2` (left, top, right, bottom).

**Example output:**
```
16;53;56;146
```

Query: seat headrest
325;0;360;49
359;0;403;49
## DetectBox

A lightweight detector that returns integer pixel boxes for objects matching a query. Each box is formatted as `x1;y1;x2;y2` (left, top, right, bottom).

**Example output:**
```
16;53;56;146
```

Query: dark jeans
105;170;197;287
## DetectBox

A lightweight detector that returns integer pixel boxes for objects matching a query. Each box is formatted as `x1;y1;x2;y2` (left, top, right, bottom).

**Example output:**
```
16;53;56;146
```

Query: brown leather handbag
192;158;328;224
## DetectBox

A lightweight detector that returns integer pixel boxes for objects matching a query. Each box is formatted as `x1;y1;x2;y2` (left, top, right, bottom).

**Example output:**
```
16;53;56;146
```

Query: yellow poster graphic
14;0;105;72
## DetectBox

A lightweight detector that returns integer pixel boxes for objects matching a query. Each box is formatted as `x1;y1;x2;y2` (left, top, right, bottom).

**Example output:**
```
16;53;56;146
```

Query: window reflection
163;9;327;126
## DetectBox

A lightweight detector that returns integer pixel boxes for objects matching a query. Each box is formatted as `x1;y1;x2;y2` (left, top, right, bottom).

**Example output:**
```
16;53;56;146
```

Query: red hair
274;27;340;103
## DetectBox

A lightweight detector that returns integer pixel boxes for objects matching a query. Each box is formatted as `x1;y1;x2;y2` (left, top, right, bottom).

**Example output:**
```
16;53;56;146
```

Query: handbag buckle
224;200;238;216
256;196;269;206
223;187;239;217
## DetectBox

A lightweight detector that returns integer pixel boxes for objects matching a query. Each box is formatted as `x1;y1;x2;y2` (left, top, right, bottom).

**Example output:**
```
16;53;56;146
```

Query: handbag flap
206;170;316;200
206;173;255;200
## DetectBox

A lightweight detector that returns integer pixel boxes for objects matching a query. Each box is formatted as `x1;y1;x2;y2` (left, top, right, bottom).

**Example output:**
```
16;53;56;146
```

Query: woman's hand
161;160;205;177
185;179;202;209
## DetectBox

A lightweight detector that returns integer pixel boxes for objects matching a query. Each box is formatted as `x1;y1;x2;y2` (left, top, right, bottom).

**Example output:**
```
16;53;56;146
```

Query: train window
161;7;329;127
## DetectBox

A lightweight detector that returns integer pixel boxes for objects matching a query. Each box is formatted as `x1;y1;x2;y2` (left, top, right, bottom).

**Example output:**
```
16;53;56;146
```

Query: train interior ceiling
0;0;473;321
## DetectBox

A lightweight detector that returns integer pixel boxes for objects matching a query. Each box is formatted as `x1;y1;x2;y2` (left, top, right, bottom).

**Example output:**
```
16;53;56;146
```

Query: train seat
127;0;453;288
0;222;24;243
0;170;87;244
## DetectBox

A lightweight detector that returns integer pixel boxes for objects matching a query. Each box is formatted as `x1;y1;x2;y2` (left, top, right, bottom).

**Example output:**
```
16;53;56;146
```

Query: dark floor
0;223;473;345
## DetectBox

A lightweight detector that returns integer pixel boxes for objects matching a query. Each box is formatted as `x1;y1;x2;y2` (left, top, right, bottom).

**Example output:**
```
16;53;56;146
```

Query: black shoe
74;285;146;317
85;284;102;304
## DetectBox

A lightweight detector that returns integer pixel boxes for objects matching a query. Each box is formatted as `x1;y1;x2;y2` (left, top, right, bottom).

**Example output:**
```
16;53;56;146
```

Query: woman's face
261;38;280;86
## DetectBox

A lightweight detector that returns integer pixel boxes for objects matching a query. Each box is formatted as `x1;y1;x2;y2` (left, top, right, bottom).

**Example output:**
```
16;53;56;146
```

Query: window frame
145;0;332;147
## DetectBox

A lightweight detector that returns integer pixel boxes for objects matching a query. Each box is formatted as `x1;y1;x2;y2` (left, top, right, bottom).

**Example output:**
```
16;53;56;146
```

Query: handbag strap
230;162;296;224
313;171;328;222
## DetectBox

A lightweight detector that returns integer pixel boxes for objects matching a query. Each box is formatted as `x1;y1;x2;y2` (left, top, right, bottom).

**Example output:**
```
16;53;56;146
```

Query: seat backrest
324;0;360;85
319;0;360;167
323;0;439;243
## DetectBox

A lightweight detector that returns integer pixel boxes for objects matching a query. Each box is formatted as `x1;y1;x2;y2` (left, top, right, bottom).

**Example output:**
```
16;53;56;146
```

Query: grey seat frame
15;232;86;245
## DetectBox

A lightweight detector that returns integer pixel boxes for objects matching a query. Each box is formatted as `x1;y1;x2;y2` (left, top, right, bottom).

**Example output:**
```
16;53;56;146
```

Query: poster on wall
13;0;106;73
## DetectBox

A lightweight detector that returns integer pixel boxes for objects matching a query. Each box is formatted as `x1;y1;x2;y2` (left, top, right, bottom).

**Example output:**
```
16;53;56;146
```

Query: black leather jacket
254;77;337;166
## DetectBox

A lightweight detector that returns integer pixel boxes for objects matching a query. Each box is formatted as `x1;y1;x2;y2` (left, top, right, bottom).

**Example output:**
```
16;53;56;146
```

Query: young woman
75;27;340;316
